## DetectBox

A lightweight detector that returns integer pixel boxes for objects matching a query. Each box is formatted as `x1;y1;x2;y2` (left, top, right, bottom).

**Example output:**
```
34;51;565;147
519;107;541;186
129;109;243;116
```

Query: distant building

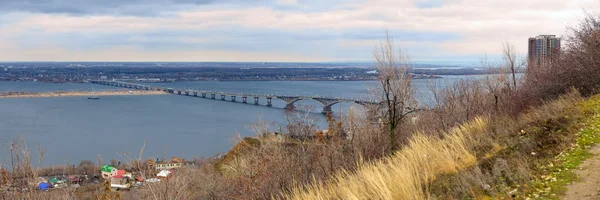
528;35;561;65
154;157;196;171
155;162;182;171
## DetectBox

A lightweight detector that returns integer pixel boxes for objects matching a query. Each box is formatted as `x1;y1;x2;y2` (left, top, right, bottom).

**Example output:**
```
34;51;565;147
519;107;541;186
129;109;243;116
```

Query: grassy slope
283;94;600;200
524;94;600;199
284;118;487;200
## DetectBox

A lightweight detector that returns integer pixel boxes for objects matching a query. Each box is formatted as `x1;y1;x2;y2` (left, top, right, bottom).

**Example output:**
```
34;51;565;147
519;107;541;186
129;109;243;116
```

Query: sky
0;0;598;63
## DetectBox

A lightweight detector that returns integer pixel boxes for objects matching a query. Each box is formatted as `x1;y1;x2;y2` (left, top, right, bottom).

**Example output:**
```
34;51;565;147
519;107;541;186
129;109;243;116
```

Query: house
155;157;184;171
155;162;182;171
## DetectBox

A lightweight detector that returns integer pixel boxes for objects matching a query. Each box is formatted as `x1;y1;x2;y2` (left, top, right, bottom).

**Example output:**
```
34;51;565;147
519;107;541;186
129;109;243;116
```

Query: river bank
0;90;167;98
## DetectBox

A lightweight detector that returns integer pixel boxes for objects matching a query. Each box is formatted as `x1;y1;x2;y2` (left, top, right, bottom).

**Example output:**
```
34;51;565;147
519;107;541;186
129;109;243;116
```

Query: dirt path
563;145;600;200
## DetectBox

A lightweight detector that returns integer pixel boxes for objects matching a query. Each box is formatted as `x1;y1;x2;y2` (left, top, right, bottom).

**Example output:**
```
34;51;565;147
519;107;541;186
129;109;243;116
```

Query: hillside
284;94;600;199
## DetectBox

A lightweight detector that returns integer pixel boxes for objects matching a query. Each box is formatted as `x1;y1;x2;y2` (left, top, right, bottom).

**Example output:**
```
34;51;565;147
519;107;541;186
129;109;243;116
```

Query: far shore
0;90;167;98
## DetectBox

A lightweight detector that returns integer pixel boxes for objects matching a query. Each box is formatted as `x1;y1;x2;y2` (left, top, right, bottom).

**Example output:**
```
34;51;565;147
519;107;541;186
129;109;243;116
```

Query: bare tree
374;31;418;152
501;42;526;91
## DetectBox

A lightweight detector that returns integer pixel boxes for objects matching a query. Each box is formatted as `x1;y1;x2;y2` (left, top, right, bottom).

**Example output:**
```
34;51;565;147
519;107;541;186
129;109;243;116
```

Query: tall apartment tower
528;35;561;64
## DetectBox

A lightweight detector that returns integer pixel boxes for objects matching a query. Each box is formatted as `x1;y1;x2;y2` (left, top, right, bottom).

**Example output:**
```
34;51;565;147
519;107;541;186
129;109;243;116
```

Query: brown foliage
522;11;600;101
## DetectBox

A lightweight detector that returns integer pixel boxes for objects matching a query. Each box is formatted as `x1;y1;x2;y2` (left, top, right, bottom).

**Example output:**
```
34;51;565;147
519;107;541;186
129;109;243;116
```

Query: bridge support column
322;105;332;114
193;92;198;97
254;97;259;105
285;103;295;110
242;97;247;103
231;96;236;102
177;91;182;95
185;91;190;96
266;97;272;107
221;95;226;101
211;94;215;99
145;87;149;90
202;93;206;98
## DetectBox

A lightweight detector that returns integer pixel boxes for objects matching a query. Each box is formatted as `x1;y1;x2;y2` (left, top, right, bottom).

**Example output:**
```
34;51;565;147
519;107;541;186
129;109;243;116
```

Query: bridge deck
90;80;379;113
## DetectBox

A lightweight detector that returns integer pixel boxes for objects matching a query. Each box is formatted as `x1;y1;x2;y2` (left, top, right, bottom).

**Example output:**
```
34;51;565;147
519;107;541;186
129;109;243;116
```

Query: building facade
528;35;561;64
155;162;182;171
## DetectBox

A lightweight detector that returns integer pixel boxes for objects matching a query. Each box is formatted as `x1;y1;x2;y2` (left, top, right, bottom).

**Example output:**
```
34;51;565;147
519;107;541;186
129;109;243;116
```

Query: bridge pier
242;96;247;103
211;94;215;99
231;96;236;102
266;97;272;107
193;92;198;97
221;95;226;101
202;93;206;98
322;105;332;114
185;91;190;96
177;91;182;95
285;104;295;110
254;97;259;105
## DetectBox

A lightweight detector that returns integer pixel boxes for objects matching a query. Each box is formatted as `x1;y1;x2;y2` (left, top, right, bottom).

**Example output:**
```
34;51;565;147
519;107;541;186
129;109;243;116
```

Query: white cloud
0;0;598;61
277;0;298;6
0;44;333;62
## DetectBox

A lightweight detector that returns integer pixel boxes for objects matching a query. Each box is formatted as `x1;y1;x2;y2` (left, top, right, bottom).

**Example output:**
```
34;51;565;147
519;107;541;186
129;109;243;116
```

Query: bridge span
90;80;379;113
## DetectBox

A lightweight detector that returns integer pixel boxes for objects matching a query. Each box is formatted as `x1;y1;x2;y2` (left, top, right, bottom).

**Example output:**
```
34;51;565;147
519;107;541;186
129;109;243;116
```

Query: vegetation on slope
523;94;600;199
284;92;600;199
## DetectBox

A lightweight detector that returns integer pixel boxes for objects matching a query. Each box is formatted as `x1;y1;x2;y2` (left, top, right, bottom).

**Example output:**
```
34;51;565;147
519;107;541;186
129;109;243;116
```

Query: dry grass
283;118;488;200
283;91;587;200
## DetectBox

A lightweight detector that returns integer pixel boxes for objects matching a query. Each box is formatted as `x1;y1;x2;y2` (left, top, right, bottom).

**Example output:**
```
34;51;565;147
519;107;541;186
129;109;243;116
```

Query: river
0;75;485;166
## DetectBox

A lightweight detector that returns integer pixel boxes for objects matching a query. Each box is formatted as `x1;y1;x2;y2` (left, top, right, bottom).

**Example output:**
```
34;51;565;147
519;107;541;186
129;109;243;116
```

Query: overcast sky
0;0;597;63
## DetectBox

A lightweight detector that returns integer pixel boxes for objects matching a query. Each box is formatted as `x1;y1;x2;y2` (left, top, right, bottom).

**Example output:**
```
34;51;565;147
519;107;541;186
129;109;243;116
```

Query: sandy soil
563;145;600;200
0;90;167;98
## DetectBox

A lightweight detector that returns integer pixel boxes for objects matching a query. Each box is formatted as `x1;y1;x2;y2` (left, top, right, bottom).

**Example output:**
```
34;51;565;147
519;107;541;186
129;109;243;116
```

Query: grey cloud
0;0;262;16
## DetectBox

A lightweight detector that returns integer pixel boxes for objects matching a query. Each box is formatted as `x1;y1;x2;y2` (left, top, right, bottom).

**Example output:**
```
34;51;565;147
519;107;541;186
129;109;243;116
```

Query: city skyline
0;0;597;62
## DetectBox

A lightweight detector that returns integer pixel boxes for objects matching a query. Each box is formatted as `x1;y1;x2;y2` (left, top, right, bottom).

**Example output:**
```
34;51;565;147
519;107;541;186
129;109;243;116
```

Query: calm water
0;76;485;166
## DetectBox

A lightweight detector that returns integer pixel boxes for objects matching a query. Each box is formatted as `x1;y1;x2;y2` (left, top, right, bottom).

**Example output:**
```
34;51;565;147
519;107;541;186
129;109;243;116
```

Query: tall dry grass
283;118;488;200
284;91;586;200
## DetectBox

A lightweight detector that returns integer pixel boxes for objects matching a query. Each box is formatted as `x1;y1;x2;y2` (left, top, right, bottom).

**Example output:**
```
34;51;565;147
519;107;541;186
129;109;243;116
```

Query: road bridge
90;80;379;113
